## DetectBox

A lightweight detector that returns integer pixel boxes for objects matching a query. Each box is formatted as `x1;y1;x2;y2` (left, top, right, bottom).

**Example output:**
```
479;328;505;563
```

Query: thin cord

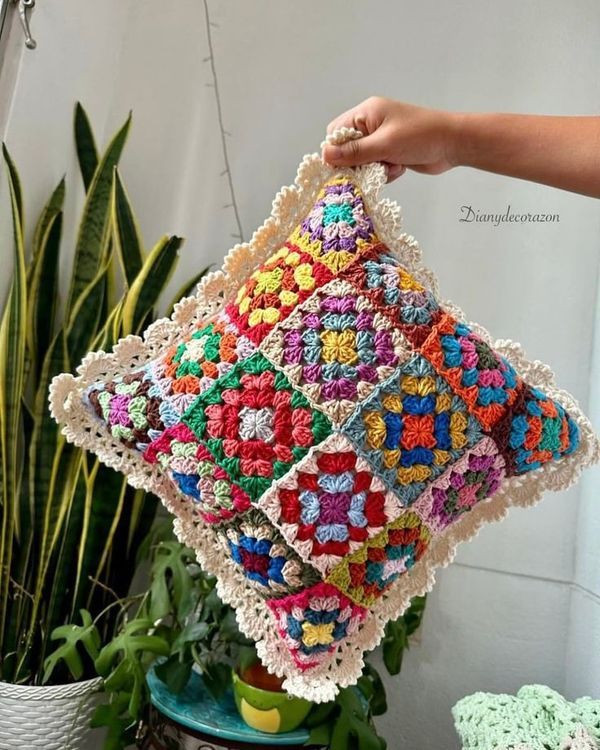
202;0;244;242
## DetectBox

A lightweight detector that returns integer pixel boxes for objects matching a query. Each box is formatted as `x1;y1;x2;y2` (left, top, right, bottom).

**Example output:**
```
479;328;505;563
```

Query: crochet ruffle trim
49;128;600;703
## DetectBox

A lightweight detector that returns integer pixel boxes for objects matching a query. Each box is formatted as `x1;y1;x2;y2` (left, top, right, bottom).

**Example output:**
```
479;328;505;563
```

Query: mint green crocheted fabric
452;685;600;750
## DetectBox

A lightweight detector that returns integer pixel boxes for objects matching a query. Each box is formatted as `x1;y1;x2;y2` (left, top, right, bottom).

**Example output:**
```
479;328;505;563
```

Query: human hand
322;97;460;181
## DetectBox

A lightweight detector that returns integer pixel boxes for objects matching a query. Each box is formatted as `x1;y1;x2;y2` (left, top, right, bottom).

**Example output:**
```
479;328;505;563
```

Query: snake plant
0;102;203;686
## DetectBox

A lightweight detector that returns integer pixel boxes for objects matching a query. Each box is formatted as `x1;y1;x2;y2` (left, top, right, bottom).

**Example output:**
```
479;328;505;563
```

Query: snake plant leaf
0;144;27;548
1;142;23;233
66;256;110;367
74;101;99;193
28;176;65;286
76;466;128;613
121;234;182;336
165;264;211;315
41;470;88;658
26;211;62;381
111;168;144;286
65;111;131;318
42;608;101;683
90;299;123;352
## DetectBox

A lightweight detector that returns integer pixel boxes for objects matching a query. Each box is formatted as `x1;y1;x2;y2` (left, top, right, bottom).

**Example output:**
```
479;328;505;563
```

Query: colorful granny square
143;423;251;524
182;352;333;501
267;582;368;670
288;177;378;274
411;437;505;533
341;244;442;347
491;384;581;475
260;280;412;423
421;313;520;430
225;244;333;345
160;310;256;398
343;353;482;504
86;370;165;450
216;510;320;597
51;132;599;702
326;511;431;607
259;433;403;575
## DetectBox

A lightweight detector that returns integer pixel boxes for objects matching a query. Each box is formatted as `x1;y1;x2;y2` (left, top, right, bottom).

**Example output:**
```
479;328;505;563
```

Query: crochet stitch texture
49;129;600;702
452;684;600;750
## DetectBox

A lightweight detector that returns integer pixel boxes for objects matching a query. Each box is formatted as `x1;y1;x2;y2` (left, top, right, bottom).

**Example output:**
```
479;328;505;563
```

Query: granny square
260;279;412;423
50;128;599;703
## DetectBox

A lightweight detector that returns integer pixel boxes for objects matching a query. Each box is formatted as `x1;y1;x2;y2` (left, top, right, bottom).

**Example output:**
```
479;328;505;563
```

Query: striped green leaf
28;176;65;284
166;265;211;315
26;211;63;381
74;102;99;193
0;145;27;546
111;168;144;286
65;112;131;318
66;258;110;368
122;235;182;336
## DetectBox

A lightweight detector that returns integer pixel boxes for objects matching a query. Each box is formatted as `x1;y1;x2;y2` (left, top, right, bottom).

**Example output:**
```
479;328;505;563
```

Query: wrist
444;111;477;168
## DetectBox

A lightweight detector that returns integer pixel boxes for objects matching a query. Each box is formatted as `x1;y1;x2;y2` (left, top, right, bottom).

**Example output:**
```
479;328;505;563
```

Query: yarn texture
452;684;600;750
49;128;600;702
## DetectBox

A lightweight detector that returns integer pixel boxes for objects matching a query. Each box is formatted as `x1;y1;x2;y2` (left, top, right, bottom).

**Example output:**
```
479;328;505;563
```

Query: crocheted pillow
50;129;599;702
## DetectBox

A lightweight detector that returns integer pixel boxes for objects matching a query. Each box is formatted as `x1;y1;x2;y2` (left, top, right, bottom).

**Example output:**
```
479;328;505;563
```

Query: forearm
450;112;600;198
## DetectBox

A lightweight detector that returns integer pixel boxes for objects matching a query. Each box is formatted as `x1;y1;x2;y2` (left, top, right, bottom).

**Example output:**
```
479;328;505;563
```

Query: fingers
322;132;385;167
326;106;367;136
386;164;406;182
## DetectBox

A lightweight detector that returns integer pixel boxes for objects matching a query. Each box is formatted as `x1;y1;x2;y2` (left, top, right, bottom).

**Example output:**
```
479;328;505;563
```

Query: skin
322;97;600;198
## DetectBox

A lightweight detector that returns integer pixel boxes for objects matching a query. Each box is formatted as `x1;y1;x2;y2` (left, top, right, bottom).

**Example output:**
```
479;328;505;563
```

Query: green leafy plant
45;521;255;749
0;102;205;686
45;515;426;750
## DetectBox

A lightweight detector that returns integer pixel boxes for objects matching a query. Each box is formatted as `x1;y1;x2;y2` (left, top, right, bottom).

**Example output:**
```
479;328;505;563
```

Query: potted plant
0;102;205;749
45;516;426;750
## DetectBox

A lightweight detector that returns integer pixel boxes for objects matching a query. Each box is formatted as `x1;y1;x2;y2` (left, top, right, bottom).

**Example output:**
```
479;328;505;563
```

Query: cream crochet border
49;128;600;703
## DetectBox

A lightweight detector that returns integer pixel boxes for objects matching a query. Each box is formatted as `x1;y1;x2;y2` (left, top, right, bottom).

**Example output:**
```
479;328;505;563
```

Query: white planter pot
0;676;103;750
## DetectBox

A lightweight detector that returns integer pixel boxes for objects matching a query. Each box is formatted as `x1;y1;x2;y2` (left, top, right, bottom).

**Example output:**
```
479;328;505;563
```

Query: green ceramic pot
232;670;312;734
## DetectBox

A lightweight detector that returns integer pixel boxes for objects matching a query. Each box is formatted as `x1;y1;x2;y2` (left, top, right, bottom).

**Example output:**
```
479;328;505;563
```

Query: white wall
1;2;599;747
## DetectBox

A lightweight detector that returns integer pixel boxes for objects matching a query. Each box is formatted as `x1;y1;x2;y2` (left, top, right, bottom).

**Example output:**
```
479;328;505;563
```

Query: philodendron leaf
382;618;407;676
308;723;333;747
172;621;210;648
94;619;170;675
148;541;196;623
42;609;101;683
91;692;133;750
66;111;131;318
154;654;192;694
95;617;169;720
121;234;182;336
111;168;144;286
74;101;99;193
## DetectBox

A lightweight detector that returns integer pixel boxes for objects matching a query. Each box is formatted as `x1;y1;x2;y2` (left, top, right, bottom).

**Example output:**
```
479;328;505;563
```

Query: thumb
322;133;384;167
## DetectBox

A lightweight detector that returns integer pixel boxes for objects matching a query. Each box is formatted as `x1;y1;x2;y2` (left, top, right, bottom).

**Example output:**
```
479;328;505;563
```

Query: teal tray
146;666;311;746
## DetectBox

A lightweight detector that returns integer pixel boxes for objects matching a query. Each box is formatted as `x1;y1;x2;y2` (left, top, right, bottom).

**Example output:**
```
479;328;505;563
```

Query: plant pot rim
232;669;311;705
0;675;103;700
